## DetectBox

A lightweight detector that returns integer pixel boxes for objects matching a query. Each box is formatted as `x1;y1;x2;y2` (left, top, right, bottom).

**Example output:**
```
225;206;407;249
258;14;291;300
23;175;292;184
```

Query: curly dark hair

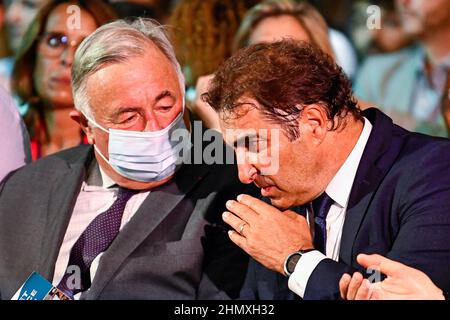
203;40;361;140
169;0;253;88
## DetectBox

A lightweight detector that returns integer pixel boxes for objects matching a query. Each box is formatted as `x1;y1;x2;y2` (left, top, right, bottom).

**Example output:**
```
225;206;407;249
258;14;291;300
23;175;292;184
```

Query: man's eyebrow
155;90;175;102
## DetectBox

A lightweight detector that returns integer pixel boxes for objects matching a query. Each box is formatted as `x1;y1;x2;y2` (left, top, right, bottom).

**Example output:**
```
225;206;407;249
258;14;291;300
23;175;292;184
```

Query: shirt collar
415;45;450;74
83;160;117;191
325;117;373;208
99;165;117;189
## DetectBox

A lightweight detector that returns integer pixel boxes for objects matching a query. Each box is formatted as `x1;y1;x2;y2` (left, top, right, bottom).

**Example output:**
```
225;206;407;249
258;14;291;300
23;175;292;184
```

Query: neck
421;22;450;63
320;115;364;190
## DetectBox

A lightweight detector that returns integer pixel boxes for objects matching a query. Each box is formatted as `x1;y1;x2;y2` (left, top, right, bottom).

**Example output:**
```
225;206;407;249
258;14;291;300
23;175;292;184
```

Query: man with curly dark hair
203;40;450;300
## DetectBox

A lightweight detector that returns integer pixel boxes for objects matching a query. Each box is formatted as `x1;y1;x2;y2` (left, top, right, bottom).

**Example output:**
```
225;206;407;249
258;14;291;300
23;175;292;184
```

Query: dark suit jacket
240;108;450;300
0;144;254;300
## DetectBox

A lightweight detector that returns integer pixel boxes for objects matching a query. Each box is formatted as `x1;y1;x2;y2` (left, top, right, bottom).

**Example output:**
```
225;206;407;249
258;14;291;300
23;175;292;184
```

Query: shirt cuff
288;250;327;298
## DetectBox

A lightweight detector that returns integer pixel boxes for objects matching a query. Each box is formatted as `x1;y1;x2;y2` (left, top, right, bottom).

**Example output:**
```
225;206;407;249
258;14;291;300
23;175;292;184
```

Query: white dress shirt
288;117;373;298
52;164;150;299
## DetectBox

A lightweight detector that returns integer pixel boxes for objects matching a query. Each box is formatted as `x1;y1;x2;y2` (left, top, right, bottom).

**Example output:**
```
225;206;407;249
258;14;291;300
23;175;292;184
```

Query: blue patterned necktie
57;187;137;298
311;193;334;255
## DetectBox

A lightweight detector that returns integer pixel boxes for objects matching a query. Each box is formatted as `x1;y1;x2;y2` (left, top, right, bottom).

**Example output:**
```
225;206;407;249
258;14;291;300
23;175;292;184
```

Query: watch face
287;253;302;274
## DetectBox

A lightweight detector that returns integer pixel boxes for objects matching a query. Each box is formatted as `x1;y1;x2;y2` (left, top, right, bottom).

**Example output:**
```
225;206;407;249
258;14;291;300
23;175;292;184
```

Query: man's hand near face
222;194;314;275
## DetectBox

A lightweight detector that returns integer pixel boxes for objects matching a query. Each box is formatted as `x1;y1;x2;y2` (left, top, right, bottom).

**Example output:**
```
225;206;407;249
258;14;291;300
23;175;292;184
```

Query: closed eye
155;105;174;113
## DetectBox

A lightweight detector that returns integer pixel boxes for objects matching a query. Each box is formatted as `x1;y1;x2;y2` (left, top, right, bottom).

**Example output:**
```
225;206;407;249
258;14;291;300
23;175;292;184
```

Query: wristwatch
283;249;316;277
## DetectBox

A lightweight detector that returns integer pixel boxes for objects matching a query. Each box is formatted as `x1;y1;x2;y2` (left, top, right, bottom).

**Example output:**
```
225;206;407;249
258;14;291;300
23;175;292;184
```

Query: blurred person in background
367;0;415;54
354;0;450;137
0;85;30;182
170;0;259;130
0;0;50;92
233;0;357;79
107;0;172;23
12;0;117;160
190;0;340;131
0;0;8;90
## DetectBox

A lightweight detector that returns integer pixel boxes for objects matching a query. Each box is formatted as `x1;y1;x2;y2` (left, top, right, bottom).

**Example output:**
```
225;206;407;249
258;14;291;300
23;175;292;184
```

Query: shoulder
357;45;421;81
387;129;450;195
1;145;92;188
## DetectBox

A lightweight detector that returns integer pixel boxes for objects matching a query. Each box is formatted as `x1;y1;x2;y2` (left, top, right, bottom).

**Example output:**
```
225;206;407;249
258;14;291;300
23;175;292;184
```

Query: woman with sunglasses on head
12;0;117;160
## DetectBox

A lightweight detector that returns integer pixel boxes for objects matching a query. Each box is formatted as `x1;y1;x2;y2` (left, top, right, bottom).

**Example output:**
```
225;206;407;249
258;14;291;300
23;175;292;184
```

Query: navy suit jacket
239;108;450;300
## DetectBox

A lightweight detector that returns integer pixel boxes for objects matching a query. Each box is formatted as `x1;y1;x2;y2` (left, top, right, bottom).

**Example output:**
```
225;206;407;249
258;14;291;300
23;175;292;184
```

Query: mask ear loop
82;111;109;134
81;111;111;163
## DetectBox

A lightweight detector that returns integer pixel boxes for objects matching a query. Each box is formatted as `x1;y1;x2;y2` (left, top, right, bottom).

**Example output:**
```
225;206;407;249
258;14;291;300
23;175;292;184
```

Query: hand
339;254;445;300
222;194;314;275
339;271;373;300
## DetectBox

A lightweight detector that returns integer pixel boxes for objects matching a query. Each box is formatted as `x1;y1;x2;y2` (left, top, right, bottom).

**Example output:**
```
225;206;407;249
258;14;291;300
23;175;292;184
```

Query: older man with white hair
0;18;252;300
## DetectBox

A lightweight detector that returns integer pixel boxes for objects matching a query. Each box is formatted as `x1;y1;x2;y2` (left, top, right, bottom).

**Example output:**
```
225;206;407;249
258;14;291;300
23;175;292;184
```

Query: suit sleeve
303;142;450;300
196;182;257;299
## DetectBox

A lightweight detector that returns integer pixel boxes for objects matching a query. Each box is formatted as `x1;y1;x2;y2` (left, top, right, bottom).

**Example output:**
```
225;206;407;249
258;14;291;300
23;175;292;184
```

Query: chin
96;154;175;191
267;197;292;211
117;175;175;191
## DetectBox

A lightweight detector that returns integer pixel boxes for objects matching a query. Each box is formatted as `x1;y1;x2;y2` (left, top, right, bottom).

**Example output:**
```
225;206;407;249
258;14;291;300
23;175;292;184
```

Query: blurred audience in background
235;0;357;79
189;0;356;131
354;0;450;137
12;0;117;160
107;0;173;23
170;0;259;130
0;85;30;182
0;0;8;89
0;0;51;92
365;0;414;54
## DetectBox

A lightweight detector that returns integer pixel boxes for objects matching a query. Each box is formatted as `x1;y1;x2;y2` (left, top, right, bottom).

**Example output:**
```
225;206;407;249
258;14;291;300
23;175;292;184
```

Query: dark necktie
311;192;334;255
57;187;137;298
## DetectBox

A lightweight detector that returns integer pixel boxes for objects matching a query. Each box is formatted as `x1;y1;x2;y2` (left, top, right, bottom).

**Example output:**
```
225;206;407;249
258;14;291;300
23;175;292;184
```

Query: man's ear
298;104;329;144
70;110;95;144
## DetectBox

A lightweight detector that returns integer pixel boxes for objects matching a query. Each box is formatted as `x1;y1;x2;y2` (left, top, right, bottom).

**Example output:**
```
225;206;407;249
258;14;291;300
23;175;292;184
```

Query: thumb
357;254;403;276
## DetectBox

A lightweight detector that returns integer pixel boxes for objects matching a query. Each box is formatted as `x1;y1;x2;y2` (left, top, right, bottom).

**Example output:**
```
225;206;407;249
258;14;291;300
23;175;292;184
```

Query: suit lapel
84;163;210;299
38;146;95;280
339;109;404;264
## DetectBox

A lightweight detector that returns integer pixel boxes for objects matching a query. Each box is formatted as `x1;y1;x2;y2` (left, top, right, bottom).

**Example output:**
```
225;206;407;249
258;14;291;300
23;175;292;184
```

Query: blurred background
0;0;448;161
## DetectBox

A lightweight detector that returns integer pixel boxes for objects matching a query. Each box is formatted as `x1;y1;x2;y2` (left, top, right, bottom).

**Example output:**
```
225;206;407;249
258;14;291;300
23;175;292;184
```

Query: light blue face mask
85;112;191;182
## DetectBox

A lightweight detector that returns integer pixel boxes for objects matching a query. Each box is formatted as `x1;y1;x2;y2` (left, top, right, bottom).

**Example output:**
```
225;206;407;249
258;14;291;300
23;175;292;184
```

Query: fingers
355;279;372;300
226;199;259;223
340;272;373;300
346;272;364;300
222;211;249;237
357;254;403;277
339;273;351;299
236;194;279;216
227;229;247;250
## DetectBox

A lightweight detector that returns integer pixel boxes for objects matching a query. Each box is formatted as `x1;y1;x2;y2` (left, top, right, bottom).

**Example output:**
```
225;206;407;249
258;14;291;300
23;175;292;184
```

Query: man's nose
142;112;165;132
237;162;257;184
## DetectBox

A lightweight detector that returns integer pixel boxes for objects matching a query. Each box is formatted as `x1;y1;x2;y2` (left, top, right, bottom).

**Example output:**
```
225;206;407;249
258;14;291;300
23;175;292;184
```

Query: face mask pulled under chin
86;112;191;183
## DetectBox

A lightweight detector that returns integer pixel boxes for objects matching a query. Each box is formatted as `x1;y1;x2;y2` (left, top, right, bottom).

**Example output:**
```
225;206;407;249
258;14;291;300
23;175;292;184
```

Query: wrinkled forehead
85;51;183;114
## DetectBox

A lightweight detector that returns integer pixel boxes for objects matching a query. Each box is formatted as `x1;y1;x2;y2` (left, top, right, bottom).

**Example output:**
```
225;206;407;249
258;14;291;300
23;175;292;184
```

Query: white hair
72;18;185;118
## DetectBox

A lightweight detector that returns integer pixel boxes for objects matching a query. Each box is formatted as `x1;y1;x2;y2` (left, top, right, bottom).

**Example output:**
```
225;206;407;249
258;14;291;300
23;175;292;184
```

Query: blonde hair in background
233;0;334;58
